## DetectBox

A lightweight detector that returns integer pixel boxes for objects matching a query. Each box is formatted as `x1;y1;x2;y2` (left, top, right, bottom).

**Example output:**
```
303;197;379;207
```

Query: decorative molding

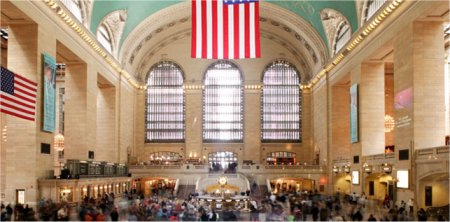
320;8;348;56
98;9;128;58
119;1;329;83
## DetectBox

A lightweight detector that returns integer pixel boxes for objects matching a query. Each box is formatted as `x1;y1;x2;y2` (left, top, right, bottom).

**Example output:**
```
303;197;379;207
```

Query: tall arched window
203;61;243;142
60;0;83;23
146;61;184;142
333;21;351;54
363;0;387;23
97;24;112;53
261;60;301;142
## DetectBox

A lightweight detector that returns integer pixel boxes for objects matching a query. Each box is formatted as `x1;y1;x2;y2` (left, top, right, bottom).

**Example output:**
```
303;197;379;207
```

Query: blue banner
350;84;358;143
43;53;56;132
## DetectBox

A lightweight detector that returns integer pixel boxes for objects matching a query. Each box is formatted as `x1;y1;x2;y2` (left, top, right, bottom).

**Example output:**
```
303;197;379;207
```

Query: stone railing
129;164;325;175
363;152;395;165
416;145;449;160
239;164;325;174
129;164;209;175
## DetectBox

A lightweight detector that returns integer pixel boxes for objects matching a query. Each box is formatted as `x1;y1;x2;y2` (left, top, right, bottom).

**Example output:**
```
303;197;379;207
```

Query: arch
97;24;113;53
149;151;182;161
269;177;315;193
320;8;352;56
60;0;83;24
119;2;328;81
145;60;185;81
145;61;185;142
208;151;238;171
332;20;352;55
361;0;387;25
266;151;297;165
97;9;128;57
261;60;301;142
203;61;244;142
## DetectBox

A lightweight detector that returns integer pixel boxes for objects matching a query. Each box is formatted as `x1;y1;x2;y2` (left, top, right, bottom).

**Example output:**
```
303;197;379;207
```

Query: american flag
191;0;260;59
0;67;37;121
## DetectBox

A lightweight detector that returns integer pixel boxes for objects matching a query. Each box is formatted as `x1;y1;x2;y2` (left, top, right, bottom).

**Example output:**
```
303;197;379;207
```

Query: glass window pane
261;60;302;142
145;61;185;142
203;61;243;142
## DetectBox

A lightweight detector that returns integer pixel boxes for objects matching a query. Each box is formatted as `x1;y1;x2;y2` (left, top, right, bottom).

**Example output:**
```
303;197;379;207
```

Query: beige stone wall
394;21;446;150
385;74;395;146
360;63;385;156
1;1;136;204
96;85;116;162
133;36;313;165
312;80;328;165
119;81;135;163
419;177;449;208
331;84;351;160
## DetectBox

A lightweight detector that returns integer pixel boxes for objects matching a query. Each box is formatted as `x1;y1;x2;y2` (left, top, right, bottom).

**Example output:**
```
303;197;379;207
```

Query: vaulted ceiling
91;0;358;49
89;0;360;82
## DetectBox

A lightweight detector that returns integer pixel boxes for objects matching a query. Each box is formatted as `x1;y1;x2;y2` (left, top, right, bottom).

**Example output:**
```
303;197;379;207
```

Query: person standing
110;207;119;221
417;208;427;221
407;198;414;214
368;214;377;221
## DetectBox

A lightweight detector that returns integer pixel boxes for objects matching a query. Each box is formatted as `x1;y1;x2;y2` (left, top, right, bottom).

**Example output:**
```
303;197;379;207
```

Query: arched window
266;152;297;165
97;24;112;53
60;0;83;23
363;0;387;23
261;60;301;142
333;21;351;54
145;61;184;142
203;61;243;142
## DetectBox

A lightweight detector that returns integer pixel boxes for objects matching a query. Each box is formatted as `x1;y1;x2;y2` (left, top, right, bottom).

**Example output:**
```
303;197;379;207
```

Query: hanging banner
350;84;358;143
43;53;56;132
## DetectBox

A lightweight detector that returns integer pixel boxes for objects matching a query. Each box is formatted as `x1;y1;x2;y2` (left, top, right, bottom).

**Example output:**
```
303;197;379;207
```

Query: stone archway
333;173;351;194
417;172;449;209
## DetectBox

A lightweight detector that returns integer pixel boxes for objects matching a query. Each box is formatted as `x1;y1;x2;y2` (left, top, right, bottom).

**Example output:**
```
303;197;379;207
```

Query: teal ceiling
91;0;358;50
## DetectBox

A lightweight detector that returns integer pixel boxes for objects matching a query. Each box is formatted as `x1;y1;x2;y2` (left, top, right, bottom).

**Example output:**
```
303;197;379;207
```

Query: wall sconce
363;163;372;174
332;166;339;174
343;165;351;173
382;163;392;174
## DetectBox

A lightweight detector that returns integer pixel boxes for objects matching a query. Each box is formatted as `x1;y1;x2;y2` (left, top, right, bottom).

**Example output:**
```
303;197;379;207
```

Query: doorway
208;152;237;172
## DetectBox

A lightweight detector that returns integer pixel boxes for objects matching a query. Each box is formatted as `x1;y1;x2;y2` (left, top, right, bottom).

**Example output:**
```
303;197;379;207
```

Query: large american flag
0;67;37;121
191;0;260;59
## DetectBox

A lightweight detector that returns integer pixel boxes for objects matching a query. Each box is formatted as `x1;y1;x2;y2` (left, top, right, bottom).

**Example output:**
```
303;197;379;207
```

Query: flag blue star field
192;0;260;59
0;67;37;121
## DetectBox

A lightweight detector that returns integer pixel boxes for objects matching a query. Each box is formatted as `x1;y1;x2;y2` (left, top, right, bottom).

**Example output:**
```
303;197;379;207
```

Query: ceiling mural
91;0;358;51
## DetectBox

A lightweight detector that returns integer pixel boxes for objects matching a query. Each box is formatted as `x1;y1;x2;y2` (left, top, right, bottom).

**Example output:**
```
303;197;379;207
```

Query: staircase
176;185;195;200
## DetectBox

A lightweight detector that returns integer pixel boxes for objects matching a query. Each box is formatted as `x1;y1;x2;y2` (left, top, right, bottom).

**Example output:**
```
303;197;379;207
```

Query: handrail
266;179;272;193
173;178;180;196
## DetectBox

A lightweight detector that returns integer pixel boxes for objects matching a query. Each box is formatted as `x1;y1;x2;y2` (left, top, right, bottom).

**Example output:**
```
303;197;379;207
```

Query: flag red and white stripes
0;67;37;121
192;0;260;59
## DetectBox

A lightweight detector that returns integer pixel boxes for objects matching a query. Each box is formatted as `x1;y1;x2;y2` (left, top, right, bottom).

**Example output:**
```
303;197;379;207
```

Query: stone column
243;87;261;164
331;84;351;160
96;84;116;162
394;21;445;150
2;22;56;205
64;63;97;160
360;62;385;156
185;88;203;159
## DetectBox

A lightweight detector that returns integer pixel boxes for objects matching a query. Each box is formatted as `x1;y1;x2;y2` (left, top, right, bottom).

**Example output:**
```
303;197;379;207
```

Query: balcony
129;163;325;176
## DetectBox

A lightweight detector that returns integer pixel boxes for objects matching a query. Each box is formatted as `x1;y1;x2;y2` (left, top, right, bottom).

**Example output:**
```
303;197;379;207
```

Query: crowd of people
1;187;448;221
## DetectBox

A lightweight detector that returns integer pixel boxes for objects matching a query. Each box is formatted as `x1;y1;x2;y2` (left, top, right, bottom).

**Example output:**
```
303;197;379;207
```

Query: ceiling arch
117;1;330;82
90;0;358;51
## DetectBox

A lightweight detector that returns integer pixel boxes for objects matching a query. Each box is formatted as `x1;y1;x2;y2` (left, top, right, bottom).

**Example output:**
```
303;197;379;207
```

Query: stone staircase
176;185;195;200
